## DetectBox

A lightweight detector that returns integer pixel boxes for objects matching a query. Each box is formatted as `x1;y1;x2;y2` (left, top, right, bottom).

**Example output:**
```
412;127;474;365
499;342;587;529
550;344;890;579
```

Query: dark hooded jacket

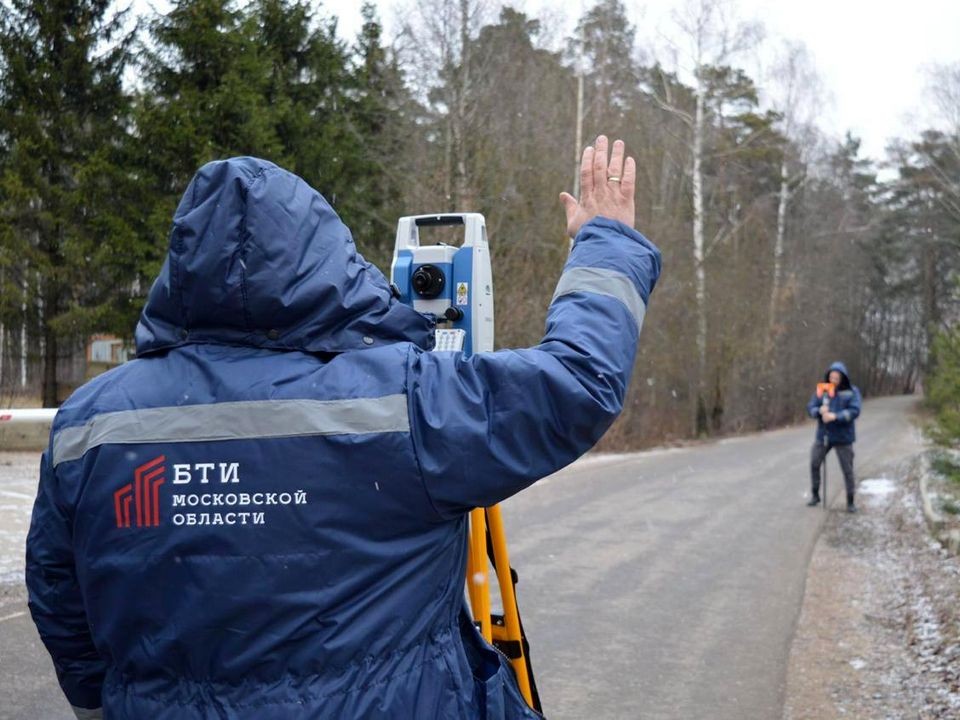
26;157;661;719
806;361;862;444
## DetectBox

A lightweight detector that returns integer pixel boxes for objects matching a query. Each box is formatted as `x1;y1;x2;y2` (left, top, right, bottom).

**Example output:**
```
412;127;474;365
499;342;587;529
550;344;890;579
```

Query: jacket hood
824;360;851;389
135;157;435;356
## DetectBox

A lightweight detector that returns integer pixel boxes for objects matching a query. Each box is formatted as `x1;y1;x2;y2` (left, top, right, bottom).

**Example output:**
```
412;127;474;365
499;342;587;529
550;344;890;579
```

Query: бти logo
114;456;166;528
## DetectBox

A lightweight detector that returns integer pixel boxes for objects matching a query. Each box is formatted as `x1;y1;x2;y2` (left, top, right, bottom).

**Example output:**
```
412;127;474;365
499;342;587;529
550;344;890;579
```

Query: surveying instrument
391;213;541;713
816;382;835;510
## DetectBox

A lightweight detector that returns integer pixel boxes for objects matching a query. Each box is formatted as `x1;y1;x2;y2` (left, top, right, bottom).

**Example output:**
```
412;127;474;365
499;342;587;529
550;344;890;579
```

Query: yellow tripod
466;505;541;712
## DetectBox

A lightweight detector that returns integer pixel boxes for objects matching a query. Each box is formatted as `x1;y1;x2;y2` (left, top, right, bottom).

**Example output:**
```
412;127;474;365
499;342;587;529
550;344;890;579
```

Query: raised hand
559;135;637;239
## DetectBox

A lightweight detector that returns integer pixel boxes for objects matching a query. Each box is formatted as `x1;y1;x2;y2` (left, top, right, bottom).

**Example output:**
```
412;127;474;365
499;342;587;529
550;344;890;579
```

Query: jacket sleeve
834;388;862;424
407;217;661;519
26;451;106;715
806;394;821;419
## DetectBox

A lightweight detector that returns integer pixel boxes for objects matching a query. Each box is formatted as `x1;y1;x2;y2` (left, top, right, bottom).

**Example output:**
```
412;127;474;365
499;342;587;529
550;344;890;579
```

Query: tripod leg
486;505;537;709
466;505;542;712
467;508;492;642
822;439;828;511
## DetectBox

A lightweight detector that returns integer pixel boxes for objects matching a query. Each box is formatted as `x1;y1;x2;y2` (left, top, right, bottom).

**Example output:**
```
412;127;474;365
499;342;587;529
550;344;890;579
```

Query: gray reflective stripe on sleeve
72;707;103;720
552;266;646;333
52;395;409;467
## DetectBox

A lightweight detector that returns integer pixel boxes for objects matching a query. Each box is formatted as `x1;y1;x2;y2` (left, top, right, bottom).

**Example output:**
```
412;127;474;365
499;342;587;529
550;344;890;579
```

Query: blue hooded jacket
26;157;661;719
806;361;862;445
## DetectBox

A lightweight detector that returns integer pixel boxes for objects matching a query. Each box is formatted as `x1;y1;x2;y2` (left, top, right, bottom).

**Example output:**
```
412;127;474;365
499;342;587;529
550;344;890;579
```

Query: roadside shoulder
783;455;960;719
919;449;960;555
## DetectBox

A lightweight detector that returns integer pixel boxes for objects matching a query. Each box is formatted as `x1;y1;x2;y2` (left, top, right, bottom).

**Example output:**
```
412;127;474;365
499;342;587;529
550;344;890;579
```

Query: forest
1;0;958;447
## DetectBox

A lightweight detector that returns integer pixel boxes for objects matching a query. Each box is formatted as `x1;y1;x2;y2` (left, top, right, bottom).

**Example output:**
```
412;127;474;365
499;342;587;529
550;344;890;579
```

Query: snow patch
0;453;42;587
574;447;684;468
859;478;896;496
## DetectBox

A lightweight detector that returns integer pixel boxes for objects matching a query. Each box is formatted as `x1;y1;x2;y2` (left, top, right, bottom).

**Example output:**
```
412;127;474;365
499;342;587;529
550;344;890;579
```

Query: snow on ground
784;456;960;719
572;446;686;468
858;477;896;497
0;453;41;586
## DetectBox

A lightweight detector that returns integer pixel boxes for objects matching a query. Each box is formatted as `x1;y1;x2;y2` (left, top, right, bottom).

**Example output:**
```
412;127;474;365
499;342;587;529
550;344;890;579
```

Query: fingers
579;146;594;198
607;139;625;181
621;155;636;200
593;135;608;193
560;192;580;237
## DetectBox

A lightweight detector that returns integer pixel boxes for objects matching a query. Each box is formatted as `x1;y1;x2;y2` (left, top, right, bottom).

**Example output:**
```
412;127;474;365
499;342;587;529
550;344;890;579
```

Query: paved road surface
502;394;921;719
0;395;921;719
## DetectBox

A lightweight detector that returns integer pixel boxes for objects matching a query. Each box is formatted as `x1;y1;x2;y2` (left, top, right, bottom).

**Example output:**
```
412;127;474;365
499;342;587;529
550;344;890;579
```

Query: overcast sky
328;0;960;163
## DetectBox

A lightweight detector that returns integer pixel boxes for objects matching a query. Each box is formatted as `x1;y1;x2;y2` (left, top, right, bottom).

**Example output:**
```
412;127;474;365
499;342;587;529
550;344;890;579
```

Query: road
502;394;921;719
0;395;921;719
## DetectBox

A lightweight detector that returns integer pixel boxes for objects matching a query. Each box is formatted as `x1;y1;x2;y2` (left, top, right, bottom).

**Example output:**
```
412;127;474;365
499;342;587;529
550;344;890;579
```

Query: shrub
926;327;960;447
931;453;960;484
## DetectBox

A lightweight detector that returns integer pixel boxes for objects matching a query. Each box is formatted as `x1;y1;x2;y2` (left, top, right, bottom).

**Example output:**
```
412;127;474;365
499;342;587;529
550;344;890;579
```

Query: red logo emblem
114;456;166;528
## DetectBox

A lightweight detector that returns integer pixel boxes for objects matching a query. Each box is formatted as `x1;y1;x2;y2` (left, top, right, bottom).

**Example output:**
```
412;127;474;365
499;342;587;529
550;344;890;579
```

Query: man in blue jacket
26;136;660;719
806;361;862;513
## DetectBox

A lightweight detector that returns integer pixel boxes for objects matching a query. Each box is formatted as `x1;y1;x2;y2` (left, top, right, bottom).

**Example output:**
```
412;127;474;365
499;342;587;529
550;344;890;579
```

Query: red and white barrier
0;408;57;424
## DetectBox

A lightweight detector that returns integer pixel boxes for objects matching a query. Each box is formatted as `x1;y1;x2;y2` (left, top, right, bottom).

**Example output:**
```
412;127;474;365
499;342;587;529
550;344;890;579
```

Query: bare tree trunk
0;268;4;387
692;79;707;418
451;0;471;209
20;273;27;390
443;110;453;208
769;156;789;333
40;224;60;406
878;309;892;389
921;233;939;362
42;319;58;407
573;72;584;197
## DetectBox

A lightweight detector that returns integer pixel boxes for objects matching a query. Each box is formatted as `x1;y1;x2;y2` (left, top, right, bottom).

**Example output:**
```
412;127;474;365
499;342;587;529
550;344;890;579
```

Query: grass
941;498;960;516
931;453;960;486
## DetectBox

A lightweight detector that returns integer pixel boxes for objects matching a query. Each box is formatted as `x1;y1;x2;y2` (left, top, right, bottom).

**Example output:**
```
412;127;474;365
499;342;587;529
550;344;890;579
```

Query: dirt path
783;457;960;719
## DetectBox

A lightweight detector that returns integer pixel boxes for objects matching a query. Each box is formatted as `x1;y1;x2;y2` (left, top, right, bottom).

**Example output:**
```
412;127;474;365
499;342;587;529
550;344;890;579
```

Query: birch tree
766;41;823;341
652;0;762;433
396;0;495;210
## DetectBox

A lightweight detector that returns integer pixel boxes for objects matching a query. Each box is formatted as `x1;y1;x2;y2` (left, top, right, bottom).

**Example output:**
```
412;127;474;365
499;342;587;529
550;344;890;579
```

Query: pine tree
0;0;140;405
134;0;281;246
572;0;641;125
878;130;960;368
136;0;364;253
251;0;350;192
341;1;421;266
926;326;960;445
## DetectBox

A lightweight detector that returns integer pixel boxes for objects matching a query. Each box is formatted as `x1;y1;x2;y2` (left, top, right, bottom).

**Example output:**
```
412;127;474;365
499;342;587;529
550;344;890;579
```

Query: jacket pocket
473;648;542;719
478;664;506;719
460;608;540;719
463;628;510;719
